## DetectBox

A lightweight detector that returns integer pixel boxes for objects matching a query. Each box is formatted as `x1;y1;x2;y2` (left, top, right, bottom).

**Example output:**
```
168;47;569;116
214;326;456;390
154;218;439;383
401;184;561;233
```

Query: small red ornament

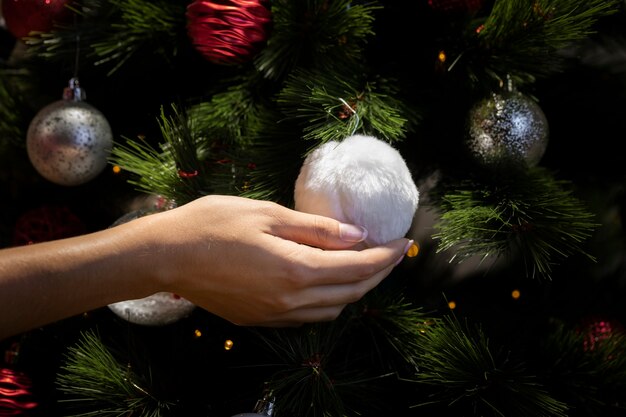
1;0;74;39
13;205;86;246
0;368;38;416
578;316;625;352
186;0;272;65
428;0;484;14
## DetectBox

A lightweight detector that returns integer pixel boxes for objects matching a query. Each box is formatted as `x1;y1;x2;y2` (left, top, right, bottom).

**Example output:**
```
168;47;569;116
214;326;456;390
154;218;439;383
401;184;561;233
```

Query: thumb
274;210;368;250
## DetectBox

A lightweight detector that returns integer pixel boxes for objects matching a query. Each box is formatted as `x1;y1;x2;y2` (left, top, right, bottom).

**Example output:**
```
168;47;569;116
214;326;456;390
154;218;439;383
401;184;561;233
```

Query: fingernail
339;223;368;242
395;239;415;266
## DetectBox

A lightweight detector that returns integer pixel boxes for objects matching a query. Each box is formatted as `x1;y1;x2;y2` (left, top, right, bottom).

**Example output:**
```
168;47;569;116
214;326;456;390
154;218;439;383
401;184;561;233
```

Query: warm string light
511;289;521;300
407;242;419;257
112;165;121;174
224;339;234;351
448;300;456;310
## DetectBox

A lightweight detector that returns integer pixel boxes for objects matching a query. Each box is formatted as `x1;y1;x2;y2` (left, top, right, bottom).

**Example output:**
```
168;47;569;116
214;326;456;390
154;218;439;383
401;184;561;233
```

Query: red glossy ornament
186;0;272;65
0;368;38;416
1;0;74;39
428;0;484;14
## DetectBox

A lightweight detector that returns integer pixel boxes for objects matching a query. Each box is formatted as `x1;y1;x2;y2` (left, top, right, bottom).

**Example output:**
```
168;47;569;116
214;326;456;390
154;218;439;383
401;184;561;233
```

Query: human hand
133;195;413;327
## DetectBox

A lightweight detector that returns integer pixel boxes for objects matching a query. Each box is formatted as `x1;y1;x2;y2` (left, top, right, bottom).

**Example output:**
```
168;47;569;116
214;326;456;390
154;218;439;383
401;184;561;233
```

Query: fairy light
224;339;234;351
448;300;456;310
438;50;446;63
193;329;202;338
511;289;521;300
112;165;121;174
407;242;419;257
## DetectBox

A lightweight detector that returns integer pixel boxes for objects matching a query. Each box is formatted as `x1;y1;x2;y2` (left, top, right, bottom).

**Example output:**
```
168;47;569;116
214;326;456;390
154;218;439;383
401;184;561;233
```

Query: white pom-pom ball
294;134;419;246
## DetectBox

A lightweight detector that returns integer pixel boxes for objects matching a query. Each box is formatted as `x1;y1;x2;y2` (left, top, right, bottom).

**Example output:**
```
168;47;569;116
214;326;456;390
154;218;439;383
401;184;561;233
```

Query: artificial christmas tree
2;0;626;416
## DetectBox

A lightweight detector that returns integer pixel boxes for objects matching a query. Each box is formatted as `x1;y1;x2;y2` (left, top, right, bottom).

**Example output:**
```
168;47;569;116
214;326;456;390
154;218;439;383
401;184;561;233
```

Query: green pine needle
412;315;569;417
470;0;621;85
56;329;173;417
537;319;626;416
110;104;230;205
255;0;380;80
278;69;409;144
432;167;599;279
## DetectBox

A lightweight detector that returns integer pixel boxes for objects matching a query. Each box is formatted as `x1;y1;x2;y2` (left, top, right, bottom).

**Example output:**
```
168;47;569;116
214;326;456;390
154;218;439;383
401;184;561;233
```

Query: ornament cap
63;77;86;102
253;389;275;416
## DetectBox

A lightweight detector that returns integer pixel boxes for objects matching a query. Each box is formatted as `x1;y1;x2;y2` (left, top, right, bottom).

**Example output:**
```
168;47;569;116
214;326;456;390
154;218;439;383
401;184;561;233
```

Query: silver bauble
108;292;196;326
27;99;113;186
107;206;196;327
465;90;549;169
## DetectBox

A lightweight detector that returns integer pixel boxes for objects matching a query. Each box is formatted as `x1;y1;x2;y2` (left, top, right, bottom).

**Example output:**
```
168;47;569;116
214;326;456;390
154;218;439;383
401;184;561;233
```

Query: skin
0;195;413;341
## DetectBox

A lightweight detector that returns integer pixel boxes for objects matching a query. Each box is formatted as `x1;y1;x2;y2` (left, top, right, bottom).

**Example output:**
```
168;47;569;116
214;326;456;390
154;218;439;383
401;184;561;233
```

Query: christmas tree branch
458;0;621;87
56;329;173;417
25;0;186;75
278;69;409;144
413;315;569;417
256;0;380;80
432;167;598;279
110;104;231;205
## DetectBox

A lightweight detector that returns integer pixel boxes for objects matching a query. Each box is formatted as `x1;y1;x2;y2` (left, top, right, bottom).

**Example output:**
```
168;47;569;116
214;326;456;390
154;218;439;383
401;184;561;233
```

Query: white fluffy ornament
294;134;419;246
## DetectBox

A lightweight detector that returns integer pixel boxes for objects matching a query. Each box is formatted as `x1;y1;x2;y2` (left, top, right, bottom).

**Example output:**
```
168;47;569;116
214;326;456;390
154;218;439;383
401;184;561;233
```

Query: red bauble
186;0;272;65
428;0;484;13
0;368;38;416
578;316;625;352
1;0;74;39
13;205;86;246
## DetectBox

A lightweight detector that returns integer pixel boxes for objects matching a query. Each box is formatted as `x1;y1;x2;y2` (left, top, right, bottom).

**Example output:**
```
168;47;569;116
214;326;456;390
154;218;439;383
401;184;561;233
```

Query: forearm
0;221;158;340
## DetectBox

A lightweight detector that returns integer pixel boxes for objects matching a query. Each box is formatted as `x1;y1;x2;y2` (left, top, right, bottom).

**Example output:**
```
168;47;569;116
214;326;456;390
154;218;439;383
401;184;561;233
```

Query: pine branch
467;0;621;86
537;319;626;416
345;290;437;373
255;0;381;80
110;104;232;205
56;329;173;417
25;0;186;75
413;315;569;417
278;69;409;144
432;167;599;279
0;68;29;146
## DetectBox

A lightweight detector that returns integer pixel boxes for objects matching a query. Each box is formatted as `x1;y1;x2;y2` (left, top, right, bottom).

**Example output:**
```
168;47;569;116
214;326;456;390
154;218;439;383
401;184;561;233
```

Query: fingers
272;208;368;250
285;237;413;286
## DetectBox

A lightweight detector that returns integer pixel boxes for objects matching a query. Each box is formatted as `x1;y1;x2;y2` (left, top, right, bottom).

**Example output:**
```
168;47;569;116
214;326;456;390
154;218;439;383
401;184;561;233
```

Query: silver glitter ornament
465;89;549;170
107;205;196;327
27;78;113;186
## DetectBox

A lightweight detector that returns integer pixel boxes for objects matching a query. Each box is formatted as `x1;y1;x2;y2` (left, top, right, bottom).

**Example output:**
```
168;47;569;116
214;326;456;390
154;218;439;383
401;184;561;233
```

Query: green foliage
26;0;186;74
278;69;409;144
537;319;626;416
0;69;28;145
56;329;173;417
110;104;233;205
256;0;381;80
413;315;569;417
455;0;622;88
432;167;599;278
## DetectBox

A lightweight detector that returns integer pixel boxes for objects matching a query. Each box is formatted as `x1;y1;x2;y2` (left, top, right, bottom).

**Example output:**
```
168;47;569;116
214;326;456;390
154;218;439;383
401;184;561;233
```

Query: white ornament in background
108;292;196;326
107;206;195;326
294;134;419;246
